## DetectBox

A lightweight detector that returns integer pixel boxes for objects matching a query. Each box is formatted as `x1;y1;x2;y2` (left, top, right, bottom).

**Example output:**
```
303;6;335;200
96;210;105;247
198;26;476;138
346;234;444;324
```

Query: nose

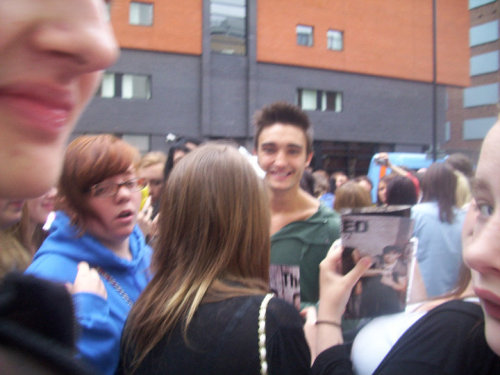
30;2;119;75
273;150;287;167
463;209;500;276
114;184;133;203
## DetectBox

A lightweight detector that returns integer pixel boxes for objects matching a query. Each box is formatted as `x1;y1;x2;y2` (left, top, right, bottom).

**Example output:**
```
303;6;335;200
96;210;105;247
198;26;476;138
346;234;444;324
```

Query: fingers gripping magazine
340;206;414;319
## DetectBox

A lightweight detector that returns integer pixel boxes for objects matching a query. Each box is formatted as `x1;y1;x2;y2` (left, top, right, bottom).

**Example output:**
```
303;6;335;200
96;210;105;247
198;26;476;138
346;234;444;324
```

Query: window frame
296;25;314;47
129;1;154;27
97;72;152;100
327;29;344;51
297;88;343;113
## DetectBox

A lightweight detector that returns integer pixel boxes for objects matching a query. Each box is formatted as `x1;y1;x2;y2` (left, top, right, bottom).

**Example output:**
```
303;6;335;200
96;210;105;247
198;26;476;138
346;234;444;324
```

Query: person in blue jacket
26;134;152;375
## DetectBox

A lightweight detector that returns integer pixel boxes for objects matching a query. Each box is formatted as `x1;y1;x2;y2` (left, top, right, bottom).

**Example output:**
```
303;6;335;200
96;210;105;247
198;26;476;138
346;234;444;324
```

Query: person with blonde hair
137;151;167;241
333;181;372;213
137;151;167;215
120;143;311;375
26;135;152;375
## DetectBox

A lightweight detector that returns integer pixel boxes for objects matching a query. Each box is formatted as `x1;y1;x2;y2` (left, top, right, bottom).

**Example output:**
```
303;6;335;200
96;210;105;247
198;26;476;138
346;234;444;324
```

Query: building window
470;20;499;47
105;3;112;22
121;134;150;154
129;2;153;26
98;73;152;100
469;0;496;10
296;25;313;47
210;0;247;55
470;51;499;76
327;29;343;51
297;88;343;112
463;117;498;140
463;83;499;107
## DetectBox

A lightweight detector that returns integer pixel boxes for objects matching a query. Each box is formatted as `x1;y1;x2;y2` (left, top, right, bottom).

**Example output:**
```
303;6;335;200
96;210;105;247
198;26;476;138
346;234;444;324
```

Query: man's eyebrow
260;142;277;147
260;142;303;148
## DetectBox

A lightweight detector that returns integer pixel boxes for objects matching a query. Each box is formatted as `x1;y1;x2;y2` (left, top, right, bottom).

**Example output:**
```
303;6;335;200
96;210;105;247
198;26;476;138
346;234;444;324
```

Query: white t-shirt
351;311;425;375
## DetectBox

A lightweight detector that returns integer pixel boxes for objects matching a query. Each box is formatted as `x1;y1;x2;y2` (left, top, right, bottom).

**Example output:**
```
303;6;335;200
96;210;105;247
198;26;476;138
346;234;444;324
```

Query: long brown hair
122;143;270;372
421;162;457;223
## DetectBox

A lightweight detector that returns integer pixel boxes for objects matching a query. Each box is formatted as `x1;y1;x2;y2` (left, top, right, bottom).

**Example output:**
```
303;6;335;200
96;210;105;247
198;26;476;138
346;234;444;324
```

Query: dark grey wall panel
77;49;202;139
77;49;446;152
253;63;446;146
208;54;249;137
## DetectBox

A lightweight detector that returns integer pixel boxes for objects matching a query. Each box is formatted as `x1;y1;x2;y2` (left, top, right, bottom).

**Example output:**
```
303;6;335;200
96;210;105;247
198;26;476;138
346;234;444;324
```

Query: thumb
344;256;372;287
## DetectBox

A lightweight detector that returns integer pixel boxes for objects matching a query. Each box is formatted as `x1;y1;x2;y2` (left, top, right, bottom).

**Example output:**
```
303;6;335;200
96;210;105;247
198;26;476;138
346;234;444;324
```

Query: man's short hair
253;102;313;154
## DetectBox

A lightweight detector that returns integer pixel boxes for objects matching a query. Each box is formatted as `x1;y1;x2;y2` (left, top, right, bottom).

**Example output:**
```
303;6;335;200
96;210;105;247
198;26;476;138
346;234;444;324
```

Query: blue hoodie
26;211;152;375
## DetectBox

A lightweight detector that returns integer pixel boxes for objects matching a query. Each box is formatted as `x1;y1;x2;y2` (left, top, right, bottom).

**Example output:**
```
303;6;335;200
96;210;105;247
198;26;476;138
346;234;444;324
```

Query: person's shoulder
25;252;78;283
315;205;340;232
429;299;482;319
411;202;439;219
412;201;437;212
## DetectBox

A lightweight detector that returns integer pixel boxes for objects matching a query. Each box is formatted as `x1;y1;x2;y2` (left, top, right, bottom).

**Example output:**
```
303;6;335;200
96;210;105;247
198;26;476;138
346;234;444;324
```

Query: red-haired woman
26;135;152;375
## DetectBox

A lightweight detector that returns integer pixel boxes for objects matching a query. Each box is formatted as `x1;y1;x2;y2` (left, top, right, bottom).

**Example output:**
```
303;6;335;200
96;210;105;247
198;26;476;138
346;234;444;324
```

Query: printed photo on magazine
269;264;300;310
340;206;415;319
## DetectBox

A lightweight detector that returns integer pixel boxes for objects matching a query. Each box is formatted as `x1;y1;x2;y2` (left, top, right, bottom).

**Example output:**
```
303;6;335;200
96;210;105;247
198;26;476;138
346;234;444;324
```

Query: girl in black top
119;143;311;375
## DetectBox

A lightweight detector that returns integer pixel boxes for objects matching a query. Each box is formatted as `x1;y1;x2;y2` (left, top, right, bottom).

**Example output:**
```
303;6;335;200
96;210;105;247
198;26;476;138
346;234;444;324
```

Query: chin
484;318;500;356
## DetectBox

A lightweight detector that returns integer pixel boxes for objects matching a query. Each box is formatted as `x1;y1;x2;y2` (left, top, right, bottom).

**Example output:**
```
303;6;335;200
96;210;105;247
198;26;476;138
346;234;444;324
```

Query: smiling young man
254;102;340;306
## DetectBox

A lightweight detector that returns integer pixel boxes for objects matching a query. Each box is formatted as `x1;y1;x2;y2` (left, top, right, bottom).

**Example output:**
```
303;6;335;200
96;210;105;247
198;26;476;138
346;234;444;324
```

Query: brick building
444;0;499;163
76;0;470;175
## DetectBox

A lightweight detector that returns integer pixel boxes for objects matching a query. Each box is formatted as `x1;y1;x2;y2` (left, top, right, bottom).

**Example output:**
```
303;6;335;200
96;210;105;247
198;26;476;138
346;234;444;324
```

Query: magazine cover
340;206;414;319
269;264;300;310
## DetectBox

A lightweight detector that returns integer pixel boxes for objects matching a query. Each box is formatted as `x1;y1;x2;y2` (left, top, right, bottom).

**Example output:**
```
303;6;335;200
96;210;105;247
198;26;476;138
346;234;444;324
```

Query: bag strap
258;293;274;375
94;266;134;307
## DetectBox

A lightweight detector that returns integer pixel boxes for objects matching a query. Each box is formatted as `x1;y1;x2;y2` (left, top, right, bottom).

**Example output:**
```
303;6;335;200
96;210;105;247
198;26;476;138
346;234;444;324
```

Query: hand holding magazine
340;206;415;319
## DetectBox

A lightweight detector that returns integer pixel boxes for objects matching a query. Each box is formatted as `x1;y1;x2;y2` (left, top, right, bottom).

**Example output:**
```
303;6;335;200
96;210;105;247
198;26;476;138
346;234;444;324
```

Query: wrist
315;319;341;328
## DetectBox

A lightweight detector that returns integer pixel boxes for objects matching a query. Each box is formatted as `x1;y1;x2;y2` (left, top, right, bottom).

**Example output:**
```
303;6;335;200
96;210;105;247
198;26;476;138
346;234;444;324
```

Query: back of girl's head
123;143;270;371
333;181;372;212
155;142;270;284
386;175;418;205
59;134;140;229
445;153;474;179
421;162;457;223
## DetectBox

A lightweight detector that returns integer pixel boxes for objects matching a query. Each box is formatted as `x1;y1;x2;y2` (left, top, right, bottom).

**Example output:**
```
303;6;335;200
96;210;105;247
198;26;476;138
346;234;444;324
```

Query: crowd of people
1;1;500;374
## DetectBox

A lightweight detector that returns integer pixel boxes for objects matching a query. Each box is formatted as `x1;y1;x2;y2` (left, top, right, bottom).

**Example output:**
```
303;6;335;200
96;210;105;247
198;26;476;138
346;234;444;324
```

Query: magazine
269;264;301;310
340;206;414;319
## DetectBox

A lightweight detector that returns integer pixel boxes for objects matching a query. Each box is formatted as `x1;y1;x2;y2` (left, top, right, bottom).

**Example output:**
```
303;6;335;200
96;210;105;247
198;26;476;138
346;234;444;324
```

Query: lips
268;170;292;179
117;210;133;219
7;200;25;211
474;287;500;320
0;82;74;137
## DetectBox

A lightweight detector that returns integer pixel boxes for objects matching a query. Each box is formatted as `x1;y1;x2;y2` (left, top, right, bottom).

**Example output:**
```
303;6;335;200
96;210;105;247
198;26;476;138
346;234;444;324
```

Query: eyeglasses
89;178;147;198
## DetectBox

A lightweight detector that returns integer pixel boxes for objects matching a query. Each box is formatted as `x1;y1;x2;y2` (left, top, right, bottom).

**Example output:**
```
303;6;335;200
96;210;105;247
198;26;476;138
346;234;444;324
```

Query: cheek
76;72;103;112
257;155;271;169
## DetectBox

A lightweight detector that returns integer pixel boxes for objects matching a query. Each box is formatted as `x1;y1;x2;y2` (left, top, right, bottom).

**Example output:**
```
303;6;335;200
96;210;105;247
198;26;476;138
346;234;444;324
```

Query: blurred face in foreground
463;120;500;356
0;0;118;199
